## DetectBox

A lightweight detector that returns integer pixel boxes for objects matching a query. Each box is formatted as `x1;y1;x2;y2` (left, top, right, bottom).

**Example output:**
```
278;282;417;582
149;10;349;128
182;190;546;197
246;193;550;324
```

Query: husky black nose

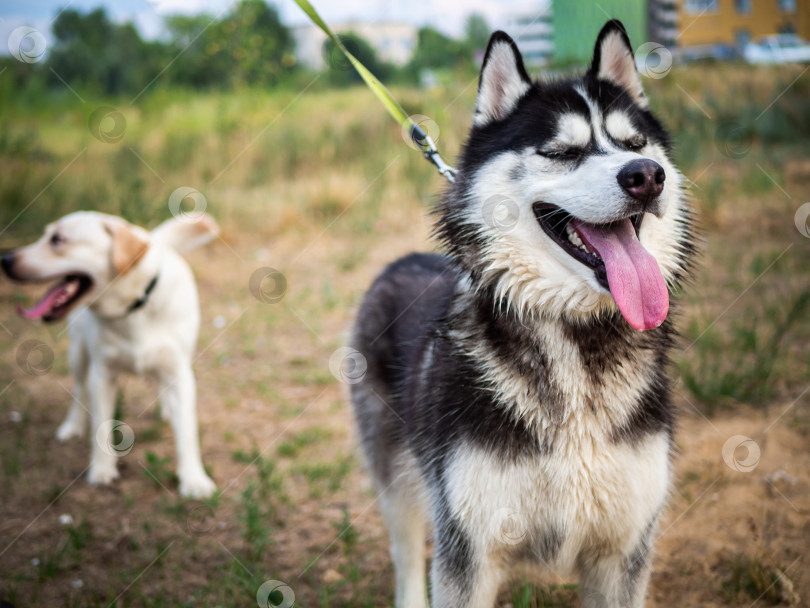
617;159;665;207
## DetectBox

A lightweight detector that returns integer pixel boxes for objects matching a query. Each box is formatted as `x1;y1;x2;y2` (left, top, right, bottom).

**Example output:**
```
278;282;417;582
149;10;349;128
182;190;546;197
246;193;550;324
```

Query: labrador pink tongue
572;218;669;331
16;282;69;320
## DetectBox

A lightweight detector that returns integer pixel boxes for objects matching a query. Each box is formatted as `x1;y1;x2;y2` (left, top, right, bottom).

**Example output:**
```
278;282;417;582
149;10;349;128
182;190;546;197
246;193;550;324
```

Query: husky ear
475;31;532;126
103;219;149;276
590;20;647;107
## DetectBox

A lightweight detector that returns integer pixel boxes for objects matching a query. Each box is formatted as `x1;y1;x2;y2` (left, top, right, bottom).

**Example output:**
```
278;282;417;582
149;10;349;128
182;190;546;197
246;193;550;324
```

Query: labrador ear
104;219;149;275
475;31;532;126
150;213;219;253
590;20;647;107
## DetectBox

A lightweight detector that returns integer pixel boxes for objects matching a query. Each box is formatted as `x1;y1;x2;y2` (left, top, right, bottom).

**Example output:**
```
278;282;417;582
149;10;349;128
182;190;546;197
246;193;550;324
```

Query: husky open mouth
17;274;93;322
533;202;669;330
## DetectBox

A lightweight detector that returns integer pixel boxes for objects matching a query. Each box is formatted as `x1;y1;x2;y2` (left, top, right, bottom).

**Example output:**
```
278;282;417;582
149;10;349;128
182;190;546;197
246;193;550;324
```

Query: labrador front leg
87;363;121;485
56;393;89;441
56;340;90;441
159;364;215;498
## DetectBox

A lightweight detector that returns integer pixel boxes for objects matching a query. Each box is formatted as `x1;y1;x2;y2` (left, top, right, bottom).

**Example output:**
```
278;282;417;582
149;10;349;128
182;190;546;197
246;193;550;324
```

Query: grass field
1;64;809;607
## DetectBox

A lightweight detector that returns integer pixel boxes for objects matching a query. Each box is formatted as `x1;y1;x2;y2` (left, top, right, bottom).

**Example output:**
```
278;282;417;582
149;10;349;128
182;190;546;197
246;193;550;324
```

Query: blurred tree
405;26;473;81
226;0;294;85
165;13;226;88
52;7;111;49
322;32;392;86
166;0;293;89
42;1;294;95
48;8;166;95
464;13;490;53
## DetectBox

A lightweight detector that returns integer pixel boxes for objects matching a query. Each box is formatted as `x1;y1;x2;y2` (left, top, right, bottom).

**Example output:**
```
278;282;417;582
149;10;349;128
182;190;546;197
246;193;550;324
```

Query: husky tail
150;214;219;254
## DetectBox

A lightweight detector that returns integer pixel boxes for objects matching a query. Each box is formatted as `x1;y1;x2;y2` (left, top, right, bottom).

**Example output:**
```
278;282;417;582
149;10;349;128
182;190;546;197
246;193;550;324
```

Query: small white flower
59;514;74;526
71;579;84;589
9;411;21;422
213;315;226;329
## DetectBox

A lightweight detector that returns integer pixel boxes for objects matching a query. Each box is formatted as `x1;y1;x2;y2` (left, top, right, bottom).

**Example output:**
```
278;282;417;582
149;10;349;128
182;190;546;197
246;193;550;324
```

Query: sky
0;0;547;56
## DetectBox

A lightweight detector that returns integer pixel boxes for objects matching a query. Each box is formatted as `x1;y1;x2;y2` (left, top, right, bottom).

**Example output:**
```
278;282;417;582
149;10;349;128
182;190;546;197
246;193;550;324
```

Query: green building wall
552;0;648;65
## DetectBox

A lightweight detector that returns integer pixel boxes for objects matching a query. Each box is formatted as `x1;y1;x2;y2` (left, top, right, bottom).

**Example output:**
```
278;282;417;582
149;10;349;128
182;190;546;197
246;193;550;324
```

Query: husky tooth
565;223;586;249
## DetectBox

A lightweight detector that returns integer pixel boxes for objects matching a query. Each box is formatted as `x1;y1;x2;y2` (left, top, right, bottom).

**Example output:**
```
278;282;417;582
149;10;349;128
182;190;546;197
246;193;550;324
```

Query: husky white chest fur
351;20;695;608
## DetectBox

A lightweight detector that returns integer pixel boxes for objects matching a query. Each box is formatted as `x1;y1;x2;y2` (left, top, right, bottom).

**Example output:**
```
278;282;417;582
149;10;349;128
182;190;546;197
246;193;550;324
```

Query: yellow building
677;0;810;47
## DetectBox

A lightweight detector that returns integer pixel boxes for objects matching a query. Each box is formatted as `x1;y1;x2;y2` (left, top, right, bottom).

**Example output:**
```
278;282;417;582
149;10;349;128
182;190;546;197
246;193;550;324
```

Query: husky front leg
430;513;504;608
577;529;655;608
378;484;428;608
158;362;216;498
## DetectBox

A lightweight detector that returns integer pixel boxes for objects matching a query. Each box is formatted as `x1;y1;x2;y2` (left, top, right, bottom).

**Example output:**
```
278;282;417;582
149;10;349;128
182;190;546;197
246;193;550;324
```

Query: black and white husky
350;21;695;608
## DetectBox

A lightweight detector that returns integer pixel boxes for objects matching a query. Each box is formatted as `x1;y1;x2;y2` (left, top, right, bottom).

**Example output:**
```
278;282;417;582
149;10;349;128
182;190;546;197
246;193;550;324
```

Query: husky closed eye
624;135;648;151
538;147;584;161
605;111;647;150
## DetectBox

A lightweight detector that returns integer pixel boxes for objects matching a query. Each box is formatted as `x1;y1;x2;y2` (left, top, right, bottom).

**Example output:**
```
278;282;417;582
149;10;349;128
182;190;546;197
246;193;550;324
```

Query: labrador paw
87;464;120;486
56;421;85;442
179;473;217;499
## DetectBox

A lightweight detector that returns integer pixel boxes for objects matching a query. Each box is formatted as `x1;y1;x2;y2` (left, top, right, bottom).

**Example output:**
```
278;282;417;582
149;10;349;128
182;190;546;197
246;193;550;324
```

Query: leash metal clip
295;0;458;186
410;123;458;184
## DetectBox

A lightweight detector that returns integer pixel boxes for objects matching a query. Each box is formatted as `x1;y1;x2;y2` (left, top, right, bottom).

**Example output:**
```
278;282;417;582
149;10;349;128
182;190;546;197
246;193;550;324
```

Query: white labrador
2;211;219;498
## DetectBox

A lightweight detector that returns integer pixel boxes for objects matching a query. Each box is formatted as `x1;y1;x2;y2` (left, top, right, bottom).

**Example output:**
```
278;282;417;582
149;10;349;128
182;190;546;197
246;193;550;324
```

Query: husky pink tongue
572;218;669;331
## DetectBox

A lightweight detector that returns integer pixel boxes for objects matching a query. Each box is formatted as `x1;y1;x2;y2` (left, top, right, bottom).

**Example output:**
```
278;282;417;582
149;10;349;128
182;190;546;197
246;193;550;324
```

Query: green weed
276;426;332;458
509;582;579;607
141;451;177;489
66;518;92;551
138;421;166;443
680;285;810;411
292;454;353;498
239;481;273;563
720;552;795;604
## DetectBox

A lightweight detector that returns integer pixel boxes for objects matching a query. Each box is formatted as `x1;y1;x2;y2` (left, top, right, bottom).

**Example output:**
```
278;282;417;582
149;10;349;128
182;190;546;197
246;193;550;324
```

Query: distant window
735;0;751;14
685;0;718;13
778;0;797;12
735;29;750;48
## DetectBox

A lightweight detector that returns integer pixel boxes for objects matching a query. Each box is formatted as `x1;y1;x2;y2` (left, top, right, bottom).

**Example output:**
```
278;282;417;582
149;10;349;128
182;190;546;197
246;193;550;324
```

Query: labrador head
2;212;150;322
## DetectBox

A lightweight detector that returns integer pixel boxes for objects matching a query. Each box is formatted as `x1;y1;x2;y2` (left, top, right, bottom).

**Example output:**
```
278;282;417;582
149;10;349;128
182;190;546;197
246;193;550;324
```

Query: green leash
293;0;457;183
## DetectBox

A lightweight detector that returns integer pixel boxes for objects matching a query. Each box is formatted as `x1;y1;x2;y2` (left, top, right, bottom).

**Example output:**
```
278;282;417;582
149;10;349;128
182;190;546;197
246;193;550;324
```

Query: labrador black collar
126;275;158;314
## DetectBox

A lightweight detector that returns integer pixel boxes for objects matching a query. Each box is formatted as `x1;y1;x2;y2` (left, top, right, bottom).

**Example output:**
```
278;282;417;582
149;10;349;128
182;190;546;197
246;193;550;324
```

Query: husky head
437;20;695;331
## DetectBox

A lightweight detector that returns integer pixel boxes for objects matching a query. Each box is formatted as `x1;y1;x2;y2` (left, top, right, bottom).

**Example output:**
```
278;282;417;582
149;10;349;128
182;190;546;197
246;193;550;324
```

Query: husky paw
56;421;85;442
87;464;120;486
179;473;217;499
